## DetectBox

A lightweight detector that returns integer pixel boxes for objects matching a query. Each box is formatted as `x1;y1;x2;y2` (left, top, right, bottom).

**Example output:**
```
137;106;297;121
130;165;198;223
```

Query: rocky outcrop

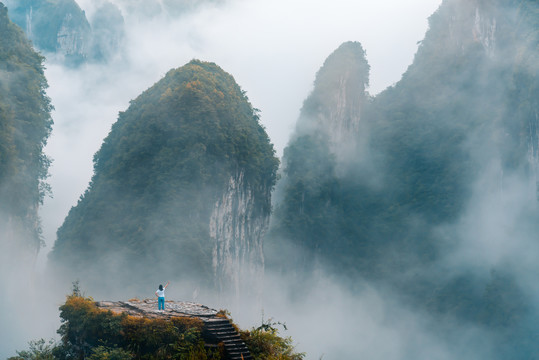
96;299;252;360
473;6;497;56
441;0;499;57
96;298;219;319
56;12;89;59
296;41;370;164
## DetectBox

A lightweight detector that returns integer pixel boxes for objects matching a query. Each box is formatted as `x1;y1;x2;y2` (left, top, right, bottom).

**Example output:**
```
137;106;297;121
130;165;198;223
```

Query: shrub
240;319;304;360
88;346;134;360
8;339;56;360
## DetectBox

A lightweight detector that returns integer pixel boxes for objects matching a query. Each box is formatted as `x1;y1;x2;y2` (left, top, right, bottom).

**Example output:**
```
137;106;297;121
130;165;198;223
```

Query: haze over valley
4;0;539;359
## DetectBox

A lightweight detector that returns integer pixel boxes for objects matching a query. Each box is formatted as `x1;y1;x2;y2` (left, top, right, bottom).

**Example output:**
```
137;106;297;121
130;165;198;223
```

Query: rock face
56;11;89;59
5;0;91;63
210;170;269;298
296;41;370;163
473;6;497;56
5;0;125;64
49;60;279;296
439;0;499;57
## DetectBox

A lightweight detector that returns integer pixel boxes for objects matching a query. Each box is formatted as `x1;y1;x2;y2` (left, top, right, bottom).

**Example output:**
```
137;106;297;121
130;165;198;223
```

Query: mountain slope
270;0;539;357
269;41;372;275
49;60;279;296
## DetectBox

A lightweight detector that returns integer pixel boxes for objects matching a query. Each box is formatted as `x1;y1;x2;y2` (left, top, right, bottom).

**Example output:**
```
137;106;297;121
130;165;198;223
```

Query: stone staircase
204;317;253;360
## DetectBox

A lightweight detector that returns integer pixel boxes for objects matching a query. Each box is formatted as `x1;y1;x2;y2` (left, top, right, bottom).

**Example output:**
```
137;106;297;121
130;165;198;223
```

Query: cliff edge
96;298;253;360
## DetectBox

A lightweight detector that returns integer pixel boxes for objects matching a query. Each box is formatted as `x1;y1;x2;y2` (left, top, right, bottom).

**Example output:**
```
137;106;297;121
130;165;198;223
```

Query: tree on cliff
0;2;53;253
49;60;279;293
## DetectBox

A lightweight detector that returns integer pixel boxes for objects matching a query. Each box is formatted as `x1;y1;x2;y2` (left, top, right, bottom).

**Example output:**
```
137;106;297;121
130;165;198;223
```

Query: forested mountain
0;2;53;254
270;0;539;357
269;41;372;275
49;60;279;295
4;0;125;64
3;0;230;65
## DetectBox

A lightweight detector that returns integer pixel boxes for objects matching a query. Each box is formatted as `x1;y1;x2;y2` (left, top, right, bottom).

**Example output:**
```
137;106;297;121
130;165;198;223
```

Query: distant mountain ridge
270;0;539;357
4;0;125;64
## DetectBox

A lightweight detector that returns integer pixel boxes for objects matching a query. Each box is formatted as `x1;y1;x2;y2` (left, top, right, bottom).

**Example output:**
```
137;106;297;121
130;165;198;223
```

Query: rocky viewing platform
96;298;219;319
96;299;253;360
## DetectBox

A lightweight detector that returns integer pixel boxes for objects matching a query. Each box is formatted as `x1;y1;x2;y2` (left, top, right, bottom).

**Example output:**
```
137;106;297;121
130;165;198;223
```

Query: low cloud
3;0;446;357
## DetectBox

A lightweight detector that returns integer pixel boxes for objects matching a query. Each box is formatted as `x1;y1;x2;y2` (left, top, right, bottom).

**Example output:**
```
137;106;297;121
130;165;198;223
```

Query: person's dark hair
159;284;163;291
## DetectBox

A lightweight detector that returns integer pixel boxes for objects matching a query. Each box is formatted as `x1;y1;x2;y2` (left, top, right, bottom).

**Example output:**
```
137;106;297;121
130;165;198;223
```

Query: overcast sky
40;0;443;258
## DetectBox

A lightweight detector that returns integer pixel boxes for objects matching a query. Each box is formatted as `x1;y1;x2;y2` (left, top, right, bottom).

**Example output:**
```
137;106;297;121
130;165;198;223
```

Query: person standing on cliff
155;281;169;310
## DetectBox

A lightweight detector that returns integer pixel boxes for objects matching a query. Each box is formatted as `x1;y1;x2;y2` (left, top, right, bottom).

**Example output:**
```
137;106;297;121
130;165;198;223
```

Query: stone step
210;328;237;334
205;321;233;328
205;318;234;323
207;330;234;336
205;321;233;326
226;347;250;353
207;325;236;330
217;333;241;339
224;342;248;348
225;345;250;353
222;340;245;346
223;342;246;348
206;326;236;332
229;354;253;360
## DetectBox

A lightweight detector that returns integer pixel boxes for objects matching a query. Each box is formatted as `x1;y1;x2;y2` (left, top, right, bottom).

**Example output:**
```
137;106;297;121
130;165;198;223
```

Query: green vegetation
9;294;217;360
240;318;304;360
55;295;215;359
9;293;303;360
0;3;53;250
49;60;279;289
269;1;539;357
8;339;56;360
